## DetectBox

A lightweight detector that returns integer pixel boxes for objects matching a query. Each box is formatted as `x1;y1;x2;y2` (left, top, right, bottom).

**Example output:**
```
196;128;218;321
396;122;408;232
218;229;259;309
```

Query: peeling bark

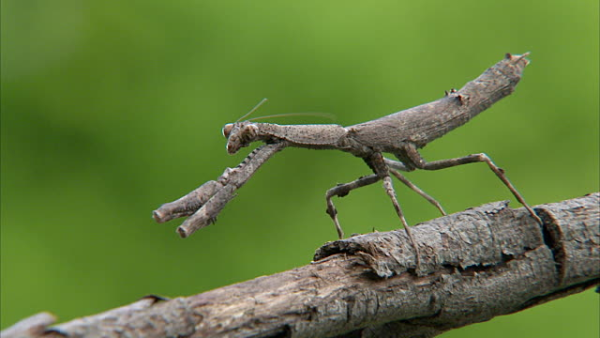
3;193;599;338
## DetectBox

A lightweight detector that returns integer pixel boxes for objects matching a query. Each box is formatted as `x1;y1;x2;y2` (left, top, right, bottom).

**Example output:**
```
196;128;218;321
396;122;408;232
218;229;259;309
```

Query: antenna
249;112;336;122
236;98;268;122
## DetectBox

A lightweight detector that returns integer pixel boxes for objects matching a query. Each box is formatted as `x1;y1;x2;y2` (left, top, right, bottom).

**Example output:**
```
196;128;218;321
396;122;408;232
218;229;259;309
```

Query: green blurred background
2;1;598;336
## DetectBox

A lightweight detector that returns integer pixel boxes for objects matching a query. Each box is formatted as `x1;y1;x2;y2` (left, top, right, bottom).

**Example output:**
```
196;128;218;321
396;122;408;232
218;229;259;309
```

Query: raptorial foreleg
153;142;287;237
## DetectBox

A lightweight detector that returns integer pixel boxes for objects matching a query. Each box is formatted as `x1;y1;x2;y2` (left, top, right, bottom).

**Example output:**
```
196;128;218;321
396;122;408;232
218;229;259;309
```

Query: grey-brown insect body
226;54;528;164
347;54;527;154
155;53;540;272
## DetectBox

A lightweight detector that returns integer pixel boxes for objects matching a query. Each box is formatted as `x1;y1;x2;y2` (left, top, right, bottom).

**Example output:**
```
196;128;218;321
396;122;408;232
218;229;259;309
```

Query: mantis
153;53;540;269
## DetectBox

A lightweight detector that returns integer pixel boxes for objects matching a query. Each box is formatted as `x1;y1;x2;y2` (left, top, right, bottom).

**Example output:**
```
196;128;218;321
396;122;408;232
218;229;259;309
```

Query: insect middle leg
368;153;422;271
402;143;542;224
326;158;446;240
325;174;381;239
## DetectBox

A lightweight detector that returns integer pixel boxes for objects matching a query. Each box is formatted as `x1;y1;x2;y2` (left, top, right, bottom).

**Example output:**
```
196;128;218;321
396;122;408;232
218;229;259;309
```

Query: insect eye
242;124;258;140
222;124;234;138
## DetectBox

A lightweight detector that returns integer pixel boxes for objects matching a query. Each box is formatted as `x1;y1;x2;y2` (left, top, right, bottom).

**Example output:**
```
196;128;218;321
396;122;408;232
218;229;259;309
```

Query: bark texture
3;193;599;338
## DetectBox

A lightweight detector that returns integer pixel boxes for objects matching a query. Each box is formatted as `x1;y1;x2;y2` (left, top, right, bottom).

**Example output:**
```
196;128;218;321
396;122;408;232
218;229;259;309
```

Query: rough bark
3;193;599;338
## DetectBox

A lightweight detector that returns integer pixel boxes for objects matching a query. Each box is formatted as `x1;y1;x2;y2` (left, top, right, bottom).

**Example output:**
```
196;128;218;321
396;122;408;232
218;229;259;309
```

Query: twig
4;193;599;338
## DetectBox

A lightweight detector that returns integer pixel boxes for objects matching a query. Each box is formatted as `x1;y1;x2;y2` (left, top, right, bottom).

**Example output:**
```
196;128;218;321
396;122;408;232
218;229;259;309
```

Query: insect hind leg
385;158;447;216
402;143;541;224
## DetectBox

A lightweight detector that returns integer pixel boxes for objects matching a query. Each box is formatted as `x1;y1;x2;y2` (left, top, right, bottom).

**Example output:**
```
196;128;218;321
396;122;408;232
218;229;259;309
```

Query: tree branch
4;193;599;338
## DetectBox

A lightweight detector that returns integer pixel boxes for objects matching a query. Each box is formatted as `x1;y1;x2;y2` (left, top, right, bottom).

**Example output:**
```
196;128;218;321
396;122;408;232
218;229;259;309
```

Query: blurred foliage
1;1;598;336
